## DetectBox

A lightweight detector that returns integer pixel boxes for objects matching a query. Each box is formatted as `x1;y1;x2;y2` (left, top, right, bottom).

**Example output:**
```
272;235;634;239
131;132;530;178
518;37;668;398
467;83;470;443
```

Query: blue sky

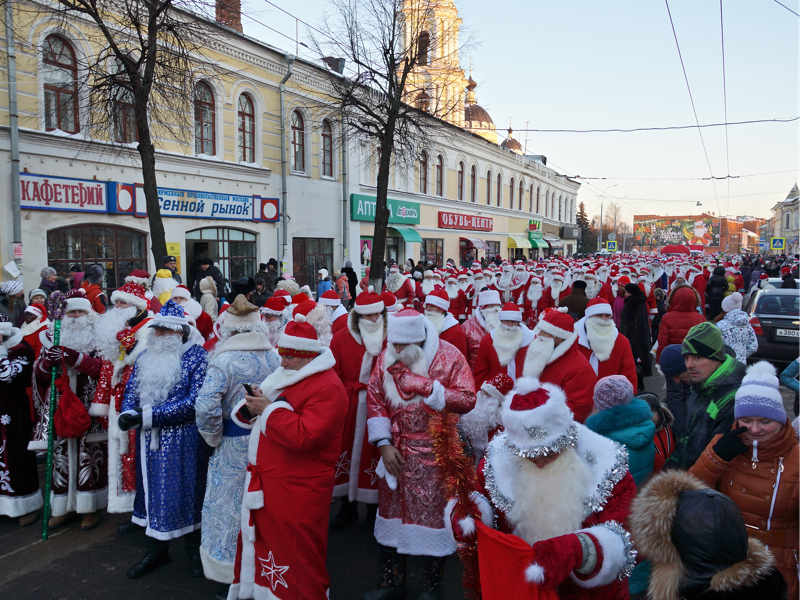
240;0;798;223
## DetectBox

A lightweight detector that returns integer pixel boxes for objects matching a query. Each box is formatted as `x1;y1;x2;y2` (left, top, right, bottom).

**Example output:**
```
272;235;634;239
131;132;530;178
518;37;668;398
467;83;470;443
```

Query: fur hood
667;285;701;312
631;470;778;599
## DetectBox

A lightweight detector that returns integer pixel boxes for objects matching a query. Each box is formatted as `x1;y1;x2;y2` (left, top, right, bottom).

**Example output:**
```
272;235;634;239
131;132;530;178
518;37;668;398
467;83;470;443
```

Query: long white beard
383;342;427;408
585;280;601;299
472;278;485;292
446;283;460;299
386;272;403;293
549;281;562;301
265;320;282;347
493;324;523;366
585;318;617;362
480;307;501;332
323;305;337;323
306;304;332;346
358;315;385;356
95;306;137;361
59;314;97;354
135;334;183;406
527;283;542;304
522;334;555;378
421;280;435;295
513;271;529;286
424;309;446;333
459;281;471;292
497;271;514;289
507;448;593;544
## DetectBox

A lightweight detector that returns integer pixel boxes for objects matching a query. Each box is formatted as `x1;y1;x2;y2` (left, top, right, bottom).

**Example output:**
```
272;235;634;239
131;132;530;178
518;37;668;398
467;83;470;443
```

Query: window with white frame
291;110;305;172
43;34;79;134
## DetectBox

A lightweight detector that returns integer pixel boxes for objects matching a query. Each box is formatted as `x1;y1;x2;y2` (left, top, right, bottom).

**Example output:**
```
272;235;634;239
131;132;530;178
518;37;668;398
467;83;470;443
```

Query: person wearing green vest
666;322;745;470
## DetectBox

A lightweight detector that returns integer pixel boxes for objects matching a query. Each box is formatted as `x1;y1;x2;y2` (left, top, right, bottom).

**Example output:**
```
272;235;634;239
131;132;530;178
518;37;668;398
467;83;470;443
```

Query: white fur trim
258;348;336;398
170;286;191;301
230;398;255;430
584;302;612;318
525;563;545;583
367;416;391;444
471;491;494;526
570;523;628;588
535;317;574;340
200;545;234;585
88;402;109;417
423;380;446;411
65;297;92;313
141;406;153;430
276;330;323;354
319;295;341;307
374;513;456;557
0;489;43;518
458;516;475;537
375;457;397;490
110;290;148;311
355;300;384;315
478;289;501;307
425;294;450;312
499;309;522;322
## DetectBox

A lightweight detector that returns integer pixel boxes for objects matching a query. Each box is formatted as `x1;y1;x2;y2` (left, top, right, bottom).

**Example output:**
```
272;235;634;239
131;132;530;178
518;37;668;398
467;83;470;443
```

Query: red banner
438;211;493;232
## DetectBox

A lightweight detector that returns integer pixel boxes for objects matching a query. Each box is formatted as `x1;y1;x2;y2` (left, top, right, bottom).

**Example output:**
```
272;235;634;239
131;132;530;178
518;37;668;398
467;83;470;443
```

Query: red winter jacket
656;286;705;360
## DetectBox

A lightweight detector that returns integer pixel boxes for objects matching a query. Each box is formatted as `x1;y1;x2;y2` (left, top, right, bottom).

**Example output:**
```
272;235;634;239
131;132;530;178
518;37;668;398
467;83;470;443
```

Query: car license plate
776;328;798;338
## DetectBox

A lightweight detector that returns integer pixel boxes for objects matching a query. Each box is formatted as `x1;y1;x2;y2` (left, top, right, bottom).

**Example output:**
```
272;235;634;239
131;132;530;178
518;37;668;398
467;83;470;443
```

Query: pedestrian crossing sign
770;237;785;251
606;240;617;251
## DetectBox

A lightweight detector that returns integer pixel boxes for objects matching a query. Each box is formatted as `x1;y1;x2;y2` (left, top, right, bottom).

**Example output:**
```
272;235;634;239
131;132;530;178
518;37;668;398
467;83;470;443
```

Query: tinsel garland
429;410;482;599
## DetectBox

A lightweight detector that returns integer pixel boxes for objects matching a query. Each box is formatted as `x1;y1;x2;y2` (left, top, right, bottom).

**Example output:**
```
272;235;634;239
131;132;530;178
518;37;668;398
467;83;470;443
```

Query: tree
315;0;465;289
576;201;594;253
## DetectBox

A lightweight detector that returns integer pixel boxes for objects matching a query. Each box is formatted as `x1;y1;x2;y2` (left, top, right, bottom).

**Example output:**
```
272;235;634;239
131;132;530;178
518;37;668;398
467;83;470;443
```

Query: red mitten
41;346;63;369
387;363;416;401
444;498;477;543
395;370;433;397
60;346;82;366
526;533;584;588
486;372;514;396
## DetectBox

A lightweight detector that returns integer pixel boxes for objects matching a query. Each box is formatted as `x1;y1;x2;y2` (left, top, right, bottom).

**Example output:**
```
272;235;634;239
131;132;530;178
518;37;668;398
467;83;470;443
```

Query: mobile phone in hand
243;383;256;395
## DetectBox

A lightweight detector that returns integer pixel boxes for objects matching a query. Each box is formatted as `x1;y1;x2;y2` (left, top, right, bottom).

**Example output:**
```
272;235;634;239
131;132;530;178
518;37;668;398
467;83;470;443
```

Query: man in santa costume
450;377;637;599
457;270;474;319
583;270;613;302
30;289;107;530
329;289;386;527
522;276;543;328
470;269;488;311
259;296;286;348
424;287;468;357
0;314;42;526
444;272;469;323
473;303;534;388
20;302;49;359
88;282;152;517
636;268;658;319
171;284;214;340
575;298;637;393
118;300;209;578
461;289;502;372
493;264;526;305
319;289;348;335
227;313;347;599
125;268;161;313
537;271;569;315
385;264;416;309
364;309;475;598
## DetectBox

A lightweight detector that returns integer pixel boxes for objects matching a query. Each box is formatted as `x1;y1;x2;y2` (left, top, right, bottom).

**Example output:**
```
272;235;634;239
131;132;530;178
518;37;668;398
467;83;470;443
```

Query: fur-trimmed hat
25;302;48;321
277;316;322;357
149;299;188;331
354;289;384;315
111;282;149;311
65;289;92;314
319;289;341;307
387;308;426;344
478;289;501;307
223;295;261;331
261;296;286;316
585;298;612;318
382;291;402;312
499;302;522;322
535;308;574;339
425;287;450;312
170;285;191;302
272;289;292;305
124;269;151;288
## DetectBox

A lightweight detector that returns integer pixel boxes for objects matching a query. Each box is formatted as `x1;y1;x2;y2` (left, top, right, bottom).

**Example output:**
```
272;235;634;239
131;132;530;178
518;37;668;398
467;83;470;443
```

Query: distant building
769;184;799;254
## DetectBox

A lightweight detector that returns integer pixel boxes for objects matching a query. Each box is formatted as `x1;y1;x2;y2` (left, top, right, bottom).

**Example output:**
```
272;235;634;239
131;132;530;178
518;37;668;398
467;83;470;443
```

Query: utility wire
771;0;800;17
720;0;732;216
571;169;799;181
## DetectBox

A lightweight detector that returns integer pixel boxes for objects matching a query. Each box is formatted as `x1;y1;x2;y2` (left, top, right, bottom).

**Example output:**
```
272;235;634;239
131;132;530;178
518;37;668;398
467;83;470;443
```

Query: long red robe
575;320;637;393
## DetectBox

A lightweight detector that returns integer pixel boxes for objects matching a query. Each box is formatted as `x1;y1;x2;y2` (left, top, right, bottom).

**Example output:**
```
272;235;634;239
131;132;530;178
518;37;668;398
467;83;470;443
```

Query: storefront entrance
186;227;257;294
292;237;334;289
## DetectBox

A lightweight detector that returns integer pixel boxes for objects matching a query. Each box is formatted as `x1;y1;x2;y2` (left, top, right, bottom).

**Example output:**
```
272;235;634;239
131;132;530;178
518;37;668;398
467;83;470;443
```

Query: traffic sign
606;240;617;251
770;237;786;251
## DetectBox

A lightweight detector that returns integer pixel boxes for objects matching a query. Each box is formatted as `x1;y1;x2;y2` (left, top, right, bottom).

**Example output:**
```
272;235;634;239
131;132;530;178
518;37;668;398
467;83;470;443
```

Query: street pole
598;200;603;252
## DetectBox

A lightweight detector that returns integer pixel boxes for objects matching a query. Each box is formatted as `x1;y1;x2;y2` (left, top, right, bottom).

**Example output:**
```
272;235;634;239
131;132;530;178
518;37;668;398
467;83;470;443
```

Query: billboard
633;215;720;248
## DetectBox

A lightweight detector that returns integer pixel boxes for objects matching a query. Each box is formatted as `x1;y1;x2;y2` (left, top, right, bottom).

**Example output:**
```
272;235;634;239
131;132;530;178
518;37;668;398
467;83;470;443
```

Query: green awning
388;226;422;243
507;234;532;249
530;237;548;249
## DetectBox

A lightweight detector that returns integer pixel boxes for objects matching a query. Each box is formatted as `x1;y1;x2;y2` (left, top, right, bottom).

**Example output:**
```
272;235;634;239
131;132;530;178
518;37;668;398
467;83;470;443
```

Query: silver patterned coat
196;330;279;584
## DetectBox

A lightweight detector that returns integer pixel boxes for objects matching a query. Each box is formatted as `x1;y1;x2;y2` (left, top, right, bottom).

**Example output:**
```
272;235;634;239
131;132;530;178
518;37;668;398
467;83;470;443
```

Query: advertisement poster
633;216;720;247
360;237;373;270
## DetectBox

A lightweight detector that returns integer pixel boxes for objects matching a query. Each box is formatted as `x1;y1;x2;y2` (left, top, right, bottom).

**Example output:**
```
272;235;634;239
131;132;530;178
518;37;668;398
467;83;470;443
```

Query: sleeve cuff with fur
88;402;109;417
569;521;637;588
424;380;445;411
368;416;391;444
142;406;153;430
230;397;256;430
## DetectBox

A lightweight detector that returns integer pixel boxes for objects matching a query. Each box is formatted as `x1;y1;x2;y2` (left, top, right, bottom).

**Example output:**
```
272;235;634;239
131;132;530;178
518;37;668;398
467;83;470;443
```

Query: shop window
419;151;428;194
509;177;515;209
186;227;256;293
238;93;255;163
43;34;79;134
457;161;464;200
322;119;333;177
47;225;147;293
292;237;333;288
536;187;540;214
291;110;305;172
194;81;215;155
486;170;492;205
486;240;501;262
421;238;443;267
470;165;476;203
435;154;443;196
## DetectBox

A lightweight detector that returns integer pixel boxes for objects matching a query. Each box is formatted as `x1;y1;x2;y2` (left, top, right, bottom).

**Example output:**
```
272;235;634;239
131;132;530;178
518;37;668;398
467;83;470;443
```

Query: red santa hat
124;269;151;288
478;289;502;307
25;302;48;321
780;266;791;276
319;289;341;307
389;264;400;273
170;285;192;302
387;308;427;344
111;282;149;311
534;308;574;339
424;287;450;312
277;316;323;357
457;270;469;280
260;296;286;316
499;302;522;322
65;289;92;314
585;298;613;318
291;292;311;305
471;261;481;271
423;269;434;278
617;275;631;287
354;288;384;315
292;300;317;320
550;271;564;281
382;290;402;312
500;377;576;457
273;289;292;305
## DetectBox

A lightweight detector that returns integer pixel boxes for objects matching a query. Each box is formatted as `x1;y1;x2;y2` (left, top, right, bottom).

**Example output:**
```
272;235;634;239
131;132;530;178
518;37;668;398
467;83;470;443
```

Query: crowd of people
0;251;798;600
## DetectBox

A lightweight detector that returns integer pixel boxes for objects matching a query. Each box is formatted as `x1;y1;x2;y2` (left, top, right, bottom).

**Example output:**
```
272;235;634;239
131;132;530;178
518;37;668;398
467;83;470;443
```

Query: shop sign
437;211;493;232
528;219;544;239
561;226;580;239
350;194;420;225
20;173;108;213
156;187;252;220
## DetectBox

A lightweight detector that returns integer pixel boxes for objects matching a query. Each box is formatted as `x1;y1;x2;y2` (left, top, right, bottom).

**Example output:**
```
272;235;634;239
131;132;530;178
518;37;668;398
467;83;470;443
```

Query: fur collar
212;330;270;356
440;312;459;333
259;348;335;401
346;311;363;345
331;304;347;322
548;330;578;365
2;329;23;351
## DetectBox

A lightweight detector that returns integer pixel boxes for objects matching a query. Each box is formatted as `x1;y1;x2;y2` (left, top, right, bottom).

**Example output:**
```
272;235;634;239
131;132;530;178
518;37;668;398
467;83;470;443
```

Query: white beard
507;448;593;544
306;304;332;347
472;278;485;292
95;306;138;361
497;271;514;290
421;280;435;296
585;280;601;300
522;334;555;378
480;307;501;332
59;314;97;354
265;320;282;347
135;334;183;406
527;283;542;305
446;283;460;299
386;272;404;293
549;281;563;301
493;324;523;366
382;342;427;408
513;271;529;286
459;281;471;292
323;305;337;323
424;309;446;333
358;315;385;356
585;318;617;362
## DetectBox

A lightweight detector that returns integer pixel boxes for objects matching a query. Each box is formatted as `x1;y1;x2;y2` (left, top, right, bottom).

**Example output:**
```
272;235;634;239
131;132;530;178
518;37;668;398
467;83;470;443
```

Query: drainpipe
340;109;348;267
5;0;21;268
278;54;295;273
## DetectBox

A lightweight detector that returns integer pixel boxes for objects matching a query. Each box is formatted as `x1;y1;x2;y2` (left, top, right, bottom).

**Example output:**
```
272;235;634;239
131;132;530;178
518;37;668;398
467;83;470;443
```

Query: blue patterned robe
123;344;209;540
196;335;279;583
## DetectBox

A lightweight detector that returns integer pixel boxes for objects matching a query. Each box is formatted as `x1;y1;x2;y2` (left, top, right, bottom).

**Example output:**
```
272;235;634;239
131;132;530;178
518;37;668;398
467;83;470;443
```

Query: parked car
744;277;783;305
744;288;800;368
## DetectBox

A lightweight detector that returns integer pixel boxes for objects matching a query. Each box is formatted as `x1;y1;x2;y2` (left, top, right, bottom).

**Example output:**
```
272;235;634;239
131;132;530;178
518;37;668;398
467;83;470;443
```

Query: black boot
361;545;405;600
126;539;170;579
331;499;357;529
184;530;203;577
415;556;444;600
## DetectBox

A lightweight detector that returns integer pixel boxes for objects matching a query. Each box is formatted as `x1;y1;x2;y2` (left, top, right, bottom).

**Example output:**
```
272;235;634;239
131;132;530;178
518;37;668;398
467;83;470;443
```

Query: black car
744;288;800;368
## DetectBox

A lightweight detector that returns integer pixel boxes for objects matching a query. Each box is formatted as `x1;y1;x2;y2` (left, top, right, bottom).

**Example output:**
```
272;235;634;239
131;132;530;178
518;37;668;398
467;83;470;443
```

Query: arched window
419;151;428;193
457;161;464;200
43;34;79;133
291;110;305;172
536;187;540;213
470;165;477;203
545;190;549;217
322;119;333;177
509;177;515;209
529;184;534;212
417;31;430;66
194;81;215;155
486;170;492;205
435;154;444;196
238;94;255;162
496;173;502;207
519;181;524;210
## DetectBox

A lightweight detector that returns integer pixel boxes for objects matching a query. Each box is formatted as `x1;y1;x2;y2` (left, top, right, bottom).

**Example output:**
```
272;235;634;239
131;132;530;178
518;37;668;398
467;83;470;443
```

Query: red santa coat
330;305;348;335
366;339;475;556
386;277;416;308
536;284;570;315
448;289;469;322
228;349;346;600
461;311;491;373
473;326;535;389
476;427;637;600
575;319;637;393
329;314;382;503
439;317;467;358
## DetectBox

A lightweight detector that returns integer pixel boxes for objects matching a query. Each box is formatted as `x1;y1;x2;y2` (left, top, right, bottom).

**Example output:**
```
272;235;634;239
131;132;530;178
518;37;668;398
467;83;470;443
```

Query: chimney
216;0;242;32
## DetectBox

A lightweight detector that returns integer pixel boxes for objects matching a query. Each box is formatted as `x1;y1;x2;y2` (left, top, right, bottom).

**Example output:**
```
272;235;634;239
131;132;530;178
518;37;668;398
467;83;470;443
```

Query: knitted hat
387;309;426;344
535;308;574;339
149;299;188;331
500;377;576;458
425;288;450;312
0;280;23;296
171;285;192;301
593;375;634;411
382;291;402;312
85;263;104;284
223;295;261;331
111;282;149;311
721;292;743;313
682;322;726;362
585;298;612;318
261;296;286;316
354;289;384;315
124;269;151;288
64;289;92;314
659;344;686;377
734;361;786;423
319;289;341;306
478;289;501;307
277;316;322;357
499;302;522;322
28;288;47;303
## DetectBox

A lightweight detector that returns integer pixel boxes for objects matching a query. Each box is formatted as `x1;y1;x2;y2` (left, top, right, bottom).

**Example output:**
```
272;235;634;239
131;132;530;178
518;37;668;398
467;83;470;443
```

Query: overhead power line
570;169;799;181
771;0;800;17
720;0;732;216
